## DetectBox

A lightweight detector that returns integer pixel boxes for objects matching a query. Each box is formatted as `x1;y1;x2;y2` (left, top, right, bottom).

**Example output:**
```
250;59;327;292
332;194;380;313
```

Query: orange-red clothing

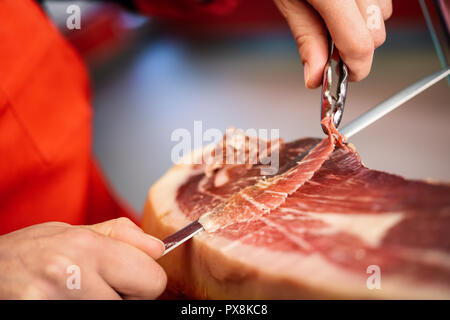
0;0;235;235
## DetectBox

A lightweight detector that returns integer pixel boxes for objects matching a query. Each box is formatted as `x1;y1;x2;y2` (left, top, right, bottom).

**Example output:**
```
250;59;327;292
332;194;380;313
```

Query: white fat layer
203;234;450;299
214;169;230;188
260;217;312;251
307;211;404;247
153;161;450;299
240;192;271;213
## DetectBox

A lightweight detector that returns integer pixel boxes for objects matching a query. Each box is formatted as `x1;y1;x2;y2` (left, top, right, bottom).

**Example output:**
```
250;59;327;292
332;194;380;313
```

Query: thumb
274;0;329;88
86;217;165;259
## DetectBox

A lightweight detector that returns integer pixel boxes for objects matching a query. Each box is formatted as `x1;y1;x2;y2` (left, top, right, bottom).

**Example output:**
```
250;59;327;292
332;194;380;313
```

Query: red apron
0;0;138;235
0;0;236;235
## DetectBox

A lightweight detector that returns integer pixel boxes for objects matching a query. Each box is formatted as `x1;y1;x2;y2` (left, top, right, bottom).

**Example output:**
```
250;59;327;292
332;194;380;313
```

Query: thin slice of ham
143;119;450;299
199;117;345;232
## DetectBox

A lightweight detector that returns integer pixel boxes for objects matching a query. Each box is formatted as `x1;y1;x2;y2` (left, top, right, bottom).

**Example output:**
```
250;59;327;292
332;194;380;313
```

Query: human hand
274;0;392;88
0;218;166;299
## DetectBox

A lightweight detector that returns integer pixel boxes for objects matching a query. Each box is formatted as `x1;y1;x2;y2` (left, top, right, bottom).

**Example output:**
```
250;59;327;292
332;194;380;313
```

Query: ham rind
142;123;450;299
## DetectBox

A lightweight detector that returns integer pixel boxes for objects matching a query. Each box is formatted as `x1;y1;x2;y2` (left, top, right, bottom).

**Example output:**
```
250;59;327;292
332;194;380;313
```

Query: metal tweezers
321;38;349;133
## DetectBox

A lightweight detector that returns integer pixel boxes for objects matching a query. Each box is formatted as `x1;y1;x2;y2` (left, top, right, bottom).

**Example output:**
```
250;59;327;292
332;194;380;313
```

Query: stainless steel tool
161;66;450;256
320;38;349;133
341;67;450;138
162;220;203;255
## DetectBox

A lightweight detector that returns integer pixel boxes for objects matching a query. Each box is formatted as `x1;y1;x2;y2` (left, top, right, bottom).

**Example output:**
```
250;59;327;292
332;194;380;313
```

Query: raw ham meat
199;117;346;232
142;119;450;299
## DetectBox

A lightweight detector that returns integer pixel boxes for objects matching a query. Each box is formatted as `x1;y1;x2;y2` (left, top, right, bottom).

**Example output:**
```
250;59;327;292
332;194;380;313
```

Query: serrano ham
142;119;450;299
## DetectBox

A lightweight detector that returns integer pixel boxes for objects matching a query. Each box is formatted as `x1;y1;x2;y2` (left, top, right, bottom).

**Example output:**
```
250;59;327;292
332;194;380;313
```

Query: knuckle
346;37;374;60
19;282;48;300
373;30;387;48
114;217;135;228
294;33;309;48
42;255;74;283
294;32;327;63
37;221;70;228
384;9;393;20
294;33;311;57
382;2;393;20
69;228;100;249
351;66;371;82
108;217;137;237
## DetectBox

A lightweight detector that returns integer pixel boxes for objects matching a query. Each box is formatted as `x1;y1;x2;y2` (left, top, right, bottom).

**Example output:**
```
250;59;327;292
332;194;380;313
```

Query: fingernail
147;233;165;250
304;62;310;88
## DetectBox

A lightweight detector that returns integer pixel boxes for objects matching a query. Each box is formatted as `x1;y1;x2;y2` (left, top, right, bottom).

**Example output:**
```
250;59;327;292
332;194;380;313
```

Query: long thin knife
161;67;450;256
341;67;450;138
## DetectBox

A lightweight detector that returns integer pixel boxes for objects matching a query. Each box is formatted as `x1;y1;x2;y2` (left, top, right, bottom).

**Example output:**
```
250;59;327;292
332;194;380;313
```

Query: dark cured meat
199;117;348;232
175;118;450;293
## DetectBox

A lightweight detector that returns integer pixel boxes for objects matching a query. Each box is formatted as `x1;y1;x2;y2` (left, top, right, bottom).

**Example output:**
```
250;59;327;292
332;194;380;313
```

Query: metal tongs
320;38;349;133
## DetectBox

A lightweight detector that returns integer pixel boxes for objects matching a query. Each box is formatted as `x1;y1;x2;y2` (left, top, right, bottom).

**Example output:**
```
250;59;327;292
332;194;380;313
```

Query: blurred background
42;0;449;214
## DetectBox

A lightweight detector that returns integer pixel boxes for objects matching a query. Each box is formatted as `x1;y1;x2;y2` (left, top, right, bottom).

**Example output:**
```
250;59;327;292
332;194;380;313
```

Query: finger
39;252;122;299
307;0;374;81
274;0;329;88
377;0;393;20
66;274;122;300
78;277;122;300
355;0;386;48
94;237;167;299
87;217;165;259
